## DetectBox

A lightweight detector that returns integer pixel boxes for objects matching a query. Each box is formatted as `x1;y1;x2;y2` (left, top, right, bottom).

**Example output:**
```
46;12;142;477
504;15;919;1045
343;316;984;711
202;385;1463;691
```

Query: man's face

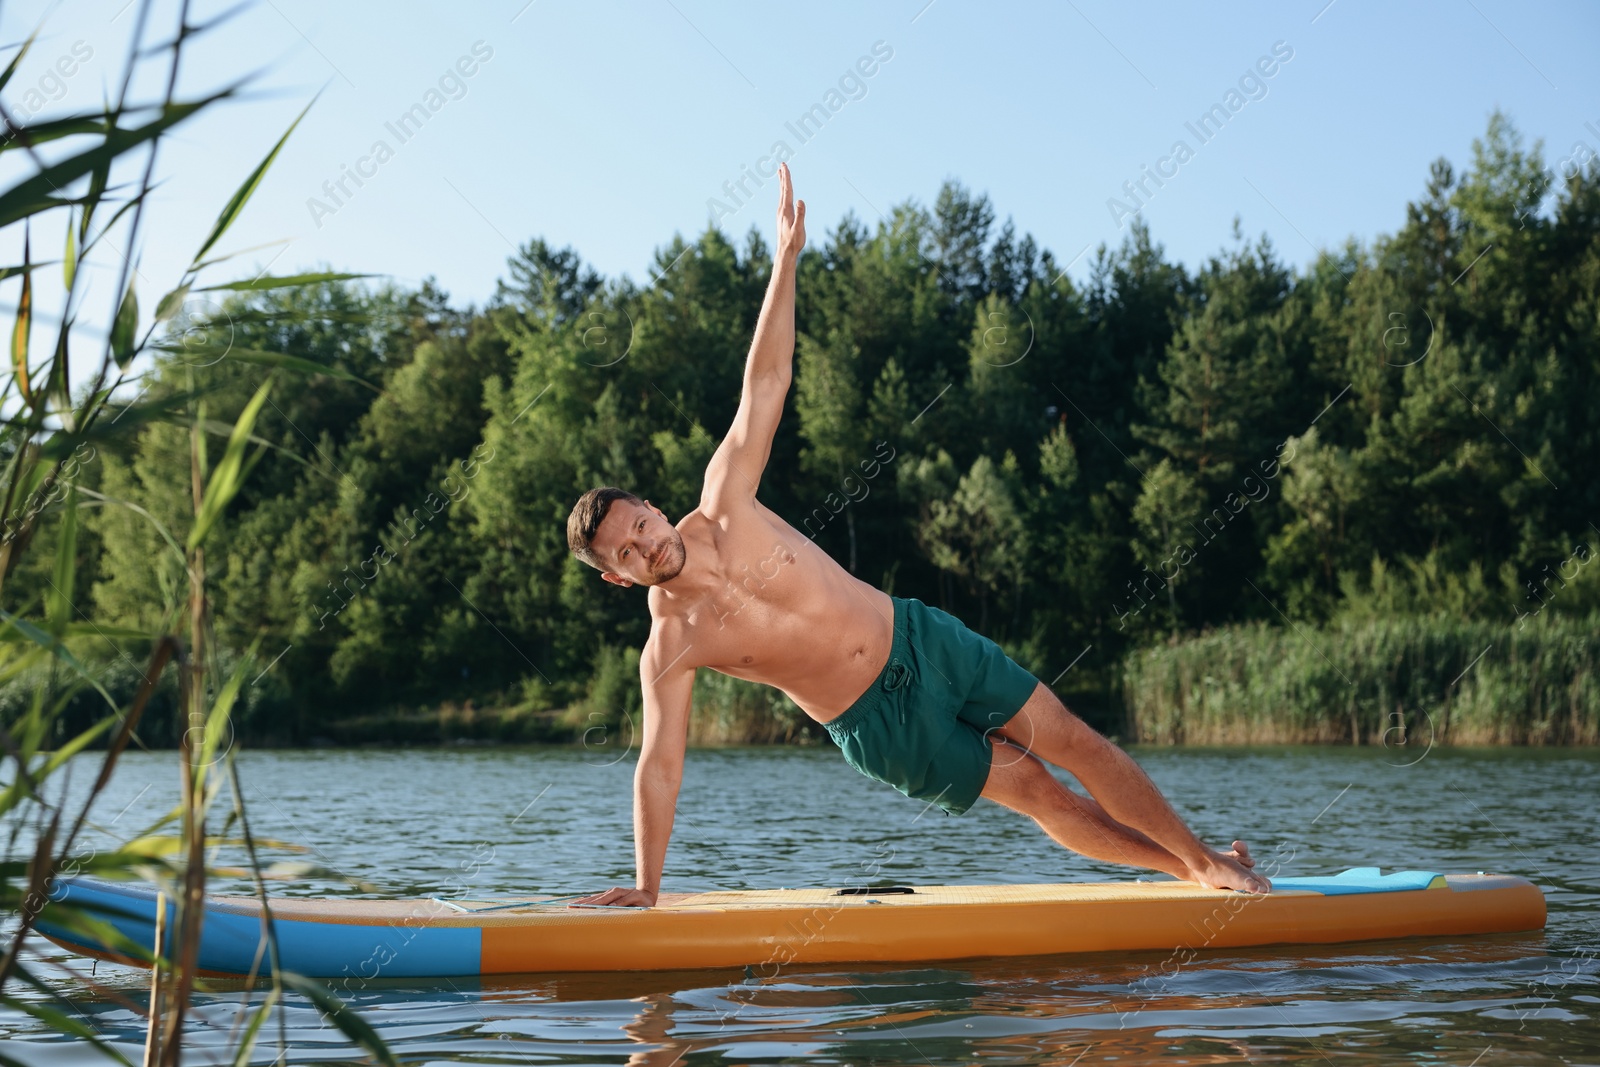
594;500;686;587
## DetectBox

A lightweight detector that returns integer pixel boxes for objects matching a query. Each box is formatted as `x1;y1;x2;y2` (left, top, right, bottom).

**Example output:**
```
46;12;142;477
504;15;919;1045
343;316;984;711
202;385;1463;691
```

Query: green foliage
572;643;642;727
16;105;1595;752
910;451;1029;637
687;670;813;744
1124;612;1600;745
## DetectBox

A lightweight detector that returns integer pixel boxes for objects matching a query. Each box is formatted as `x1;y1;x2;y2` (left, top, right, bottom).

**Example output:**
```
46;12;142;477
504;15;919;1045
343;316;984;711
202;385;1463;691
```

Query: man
567;163;1269;907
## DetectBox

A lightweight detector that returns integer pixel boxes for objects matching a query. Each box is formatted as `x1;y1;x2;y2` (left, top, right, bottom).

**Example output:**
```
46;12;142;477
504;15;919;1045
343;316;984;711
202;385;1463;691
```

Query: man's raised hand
777;161;806;258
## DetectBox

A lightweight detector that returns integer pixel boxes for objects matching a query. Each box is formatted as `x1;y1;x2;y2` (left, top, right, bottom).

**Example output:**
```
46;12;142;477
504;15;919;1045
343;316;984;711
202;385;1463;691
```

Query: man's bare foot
1187;840;1271;893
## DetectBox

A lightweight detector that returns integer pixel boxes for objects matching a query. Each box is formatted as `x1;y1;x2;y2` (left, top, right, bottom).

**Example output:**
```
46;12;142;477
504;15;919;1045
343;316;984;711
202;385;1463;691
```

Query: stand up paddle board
39;869;1545;978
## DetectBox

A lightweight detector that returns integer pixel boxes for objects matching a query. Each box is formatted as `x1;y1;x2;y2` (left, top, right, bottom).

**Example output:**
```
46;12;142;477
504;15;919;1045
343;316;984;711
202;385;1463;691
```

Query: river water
2;744;1596;1065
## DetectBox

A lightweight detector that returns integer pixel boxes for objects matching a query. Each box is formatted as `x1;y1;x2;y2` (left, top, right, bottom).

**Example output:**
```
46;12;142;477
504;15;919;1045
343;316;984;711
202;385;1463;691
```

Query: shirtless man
567;163;1269;907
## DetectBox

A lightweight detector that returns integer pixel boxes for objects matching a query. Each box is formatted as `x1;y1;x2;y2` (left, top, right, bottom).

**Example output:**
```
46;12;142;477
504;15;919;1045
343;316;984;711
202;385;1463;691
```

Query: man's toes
1232;839;1255;867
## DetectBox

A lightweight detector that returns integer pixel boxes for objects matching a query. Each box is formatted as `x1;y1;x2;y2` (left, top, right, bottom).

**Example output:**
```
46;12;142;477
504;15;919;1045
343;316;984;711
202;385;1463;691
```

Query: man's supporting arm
571;638;695;908
633;650;695;900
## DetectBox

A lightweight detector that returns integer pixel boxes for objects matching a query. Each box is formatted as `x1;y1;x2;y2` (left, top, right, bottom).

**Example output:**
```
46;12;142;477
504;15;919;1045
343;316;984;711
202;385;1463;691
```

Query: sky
2;0;1597;360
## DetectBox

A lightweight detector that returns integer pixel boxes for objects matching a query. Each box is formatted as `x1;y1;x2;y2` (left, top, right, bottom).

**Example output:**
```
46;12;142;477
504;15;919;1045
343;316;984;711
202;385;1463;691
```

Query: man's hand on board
568;886;658;908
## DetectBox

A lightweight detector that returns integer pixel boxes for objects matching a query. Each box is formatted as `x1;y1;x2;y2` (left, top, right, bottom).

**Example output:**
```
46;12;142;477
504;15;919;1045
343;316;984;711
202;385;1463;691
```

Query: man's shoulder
643;597;687;632
643;588;697;642
640;611;696;677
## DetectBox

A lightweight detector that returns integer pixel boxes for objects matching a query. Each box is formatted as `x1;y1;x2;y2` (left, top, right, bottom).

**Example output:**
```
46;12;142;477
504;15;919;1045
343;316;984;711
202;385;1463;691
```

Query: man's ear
600;571;633;588
646;499;667;519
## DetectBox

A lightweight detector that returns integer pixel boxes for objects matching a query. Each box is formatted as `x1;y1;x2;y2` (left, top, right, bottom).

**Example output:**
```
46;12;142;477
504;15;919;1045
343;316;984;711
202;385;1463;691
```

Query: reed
0;3;392;1061
1123;613;1600;746
686;670;820;745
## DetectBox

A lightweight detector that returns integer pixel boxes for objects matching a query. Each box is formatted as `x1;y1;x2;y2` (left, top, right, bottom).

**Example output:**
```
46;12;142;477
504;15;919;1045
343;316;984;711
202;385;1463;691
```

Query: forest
7;108;1598;748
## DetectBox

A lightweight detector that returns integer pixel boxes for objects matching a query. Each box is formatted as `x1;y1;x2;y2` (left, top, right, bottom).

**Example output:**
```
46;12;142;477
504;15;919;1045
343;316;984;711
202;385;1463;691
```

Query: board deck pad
438;870;1444;913
38;869;1545;978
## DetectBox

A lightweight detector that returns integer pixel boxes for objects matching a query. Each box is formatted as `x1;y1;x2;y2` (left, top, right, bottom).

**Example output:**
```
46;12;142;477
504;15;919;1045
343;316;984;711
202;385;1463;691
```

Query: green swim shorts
823;596;1040;816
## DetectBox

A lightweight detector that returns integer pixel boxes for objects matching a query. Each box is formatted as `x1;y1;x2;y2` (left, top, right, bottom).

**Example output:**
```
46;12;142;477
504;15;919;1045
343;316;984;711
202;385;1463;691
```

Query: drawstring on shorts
885;660;910;723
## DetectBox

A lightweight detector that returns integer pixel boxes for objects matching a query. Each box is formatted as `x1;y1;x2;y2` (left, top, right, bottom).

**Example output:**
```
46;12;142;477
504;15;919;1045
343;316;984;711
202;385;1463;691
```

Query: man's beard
647;536;686;583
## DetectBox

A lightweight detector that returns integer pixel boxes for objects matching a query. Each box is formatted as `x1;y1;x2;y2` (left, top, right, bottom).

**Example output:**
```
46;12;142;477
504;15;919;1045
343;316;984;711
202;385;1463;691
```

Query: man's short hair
567;486;643;570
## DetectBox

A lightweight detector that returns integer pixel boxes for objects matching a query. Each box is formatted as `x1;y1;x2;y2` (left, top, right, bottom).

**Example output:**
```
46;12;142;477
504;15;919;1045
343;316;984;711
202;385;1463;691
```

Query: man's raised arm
700;161;807;516
570;636;695;908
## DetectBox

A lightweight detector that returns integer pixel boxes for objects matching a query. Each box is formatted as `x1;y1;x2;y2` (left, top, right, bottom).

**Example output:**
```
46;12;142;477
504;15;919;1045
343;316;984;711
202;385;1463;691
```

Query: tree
910;451;1028;636
1128;458;1207;629
795;327;868;571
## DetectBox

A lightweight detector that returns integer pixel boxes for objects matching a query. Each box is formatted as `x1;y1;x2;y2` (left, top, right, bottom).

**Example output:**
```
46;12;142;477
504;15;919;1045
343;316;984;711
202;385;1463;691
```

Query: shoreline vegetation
1123;612;1600;746
15;106;1594;759
50;608;1594;750
308;667;824;748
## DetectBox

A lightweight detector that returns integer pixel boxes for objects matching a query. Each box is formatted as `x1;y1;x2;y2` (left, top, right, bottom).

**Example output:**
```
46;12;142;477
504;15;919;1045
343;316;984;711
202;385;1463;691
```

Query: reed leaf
190;96;315;268
148;344;373;387
0;610;116;711
0;91;233;231
111;281;138;368
10;227;31;405
277;972;398;1067
187;380;271;549
227;986;281;1067
0;997;132;1064
44;488;76;635
197;271;371;292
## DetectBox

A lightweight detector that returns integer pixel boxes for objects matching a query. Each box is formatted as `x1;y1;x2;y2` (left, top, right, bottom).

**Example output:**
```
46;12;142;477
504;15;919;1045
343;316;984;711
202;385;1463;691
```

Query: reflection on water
2;745;1596;1064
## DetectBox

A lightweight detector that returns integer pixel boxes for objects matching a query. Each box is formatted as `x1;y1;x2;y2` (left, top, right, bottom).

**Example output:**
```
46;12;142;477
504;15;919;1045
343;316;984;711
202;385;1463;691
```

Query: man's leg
993;682;1270;893
980;741;1194;879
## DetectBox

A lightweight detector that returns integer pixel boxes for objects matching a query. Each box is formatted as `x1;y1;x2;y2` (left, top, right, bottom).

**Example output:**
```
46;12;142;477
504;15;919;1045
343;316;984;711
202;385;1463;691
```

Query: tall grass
1123;613;1600;745
558;643;820;746
0;3;390;1063
687;670;818;745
